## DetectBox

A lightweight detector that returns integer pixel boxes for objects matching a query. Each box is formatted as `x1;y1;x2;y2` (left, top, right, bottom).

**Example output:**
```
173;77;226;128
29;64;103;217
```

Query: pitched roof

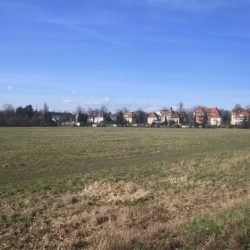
194;107;204;113
195;107;221;118
158;110;171;116
170;113;179;118
124;112;133;118
233;110;250;118
148;112;158;118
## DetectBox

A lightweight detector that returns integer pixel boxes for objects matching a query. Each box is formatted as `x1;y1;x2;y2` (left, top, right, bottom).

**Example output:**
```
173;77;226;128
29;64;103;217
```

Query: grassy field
0;127;250;249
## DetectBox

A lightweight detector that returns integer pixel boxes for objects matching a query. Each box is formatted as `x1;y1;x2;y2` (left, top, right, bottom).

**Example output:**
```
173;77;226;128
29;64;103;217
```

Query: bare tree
75;106;81;115
3;104;14;113
76;106;86;115
43;102;49;114
221;109;231;125
233;104;243;112
186;106;197;127
88;108;99;123
99;105;108;114
177;102;184;113
122;107;129;113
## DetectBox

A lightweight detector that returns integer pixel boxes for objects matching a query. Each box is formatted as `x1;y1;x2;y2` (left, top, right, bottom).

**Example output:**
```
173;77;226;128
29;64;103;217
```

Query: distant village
73;106;249;128
1;103;249;128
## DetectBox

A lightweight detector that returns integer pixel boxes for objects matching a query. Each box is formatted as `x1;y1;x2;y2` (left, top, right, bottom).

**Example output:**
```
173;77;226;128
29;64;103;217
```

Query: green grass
0;127;250;249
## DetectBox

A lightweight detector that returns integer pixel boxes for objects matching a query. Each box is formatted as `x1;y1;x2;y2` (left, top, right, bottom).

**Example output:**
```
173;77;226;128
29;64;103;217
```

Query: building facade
231;110;250;125
194;107;222;126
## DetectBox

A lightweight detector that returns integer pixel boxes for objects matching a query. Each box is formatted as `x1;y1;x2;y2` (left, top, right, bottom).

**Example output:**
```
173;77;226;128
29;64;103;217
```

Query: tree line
0;103;249;128
0;103;57;126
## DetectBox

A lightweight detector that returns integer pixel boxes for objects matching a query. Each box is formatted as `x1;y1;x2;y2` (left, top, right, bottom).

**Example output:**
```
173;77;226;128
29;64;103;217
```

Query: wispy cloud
0;1;131;47
61;97;113;107
146;0;250;10
41;17;132;47
216;32;250;39
0;0;49;21
142;99;161;112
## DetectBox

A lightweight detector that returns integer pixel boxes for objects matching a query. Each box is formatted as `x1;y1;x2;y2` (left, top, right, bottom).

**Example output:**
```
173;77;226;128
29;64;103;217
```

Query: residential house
124;112;136;124
156;109;180;125
194;107;222;126
169;112;180;125
147;112;160;124
194;107;206;125
51;112;75;125
156;110;171;123
231;109;250;125
88;113;104;124
95;114;104;124
61;116;76;126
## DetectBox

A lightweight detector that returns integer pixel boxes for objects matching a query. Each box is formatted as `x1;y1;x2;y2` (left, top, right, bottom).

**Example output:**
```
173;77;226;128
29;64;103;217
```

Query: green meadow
1;127;250;249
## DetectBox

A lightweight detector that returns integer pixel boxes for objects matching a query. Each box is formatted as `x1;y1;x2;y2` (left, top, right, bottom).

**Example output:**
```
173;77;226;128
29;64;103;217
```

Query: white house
231;110;250;125
156;109;180;125
124;112;136;124
156;110;171;123
147;113;160;124
88;113;104;124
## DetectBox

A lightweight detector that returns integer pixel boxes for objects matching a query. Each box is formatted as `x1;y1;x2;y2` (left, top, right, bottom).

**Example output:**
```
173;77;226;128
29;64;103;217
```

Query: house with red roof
124;112;136;124
194;107;222;126
231;109;250;125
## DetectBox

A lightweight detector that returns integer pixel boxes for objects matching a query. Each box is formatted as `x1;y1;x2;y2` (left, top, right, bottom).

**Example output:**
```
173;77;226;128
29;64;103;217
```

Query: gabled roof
233;110;250;118
158;110;171;116
148;112;158;119
170;113;179;118
195;107;221;118
194;107;204;113
124;112;134;118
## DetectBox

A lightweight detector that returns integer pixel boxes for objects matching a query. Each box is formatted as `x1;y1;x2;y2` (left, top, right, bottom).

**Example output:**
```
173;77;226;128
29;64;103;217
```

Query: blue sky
0;0;250;112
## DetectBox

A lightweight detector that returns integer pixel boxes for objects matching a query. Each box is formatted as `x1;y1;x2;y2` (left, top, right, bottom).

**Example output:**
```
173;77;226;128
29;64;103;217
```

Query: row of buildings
125;109;181;125
194;107;249;126
57;107;250;127
125;107;250;126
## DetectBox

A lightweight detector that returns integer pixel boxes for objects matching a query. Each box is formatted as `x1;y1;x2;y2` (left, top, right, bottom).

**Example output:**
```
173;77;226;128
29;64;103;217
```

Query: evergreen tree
77;112;88;124
242;116;249;129
116;111;126;125
203;112;208;128
221;109;231;125
135;110;147;124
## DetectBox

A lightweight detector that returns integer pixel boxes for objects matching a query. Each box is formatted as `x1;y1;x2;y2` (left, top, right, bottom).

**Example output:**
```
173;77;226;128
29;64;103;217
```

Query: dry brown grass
82;181;153;205
1;173;250;249
1;182;156;249
1;149;250;249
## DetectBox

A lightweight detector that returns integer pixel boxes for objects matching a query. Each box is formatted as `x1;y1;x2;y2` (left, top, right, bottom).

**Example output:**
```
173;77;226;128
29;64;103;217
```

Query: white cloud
7;85;13;91
72;90;78;95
